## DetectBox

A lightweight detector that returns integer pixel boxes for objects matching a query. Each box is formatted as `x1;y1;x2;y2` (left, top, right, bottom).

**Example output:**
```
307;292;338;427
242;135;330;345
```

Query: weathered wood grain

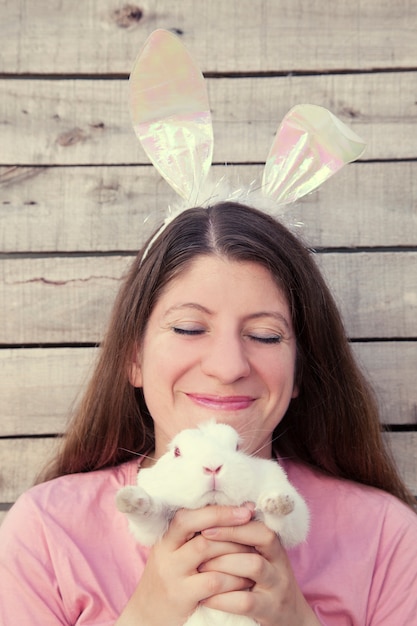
1;432;416;506
351;343;417;425
1;0;416;74
1;73;417;165
0;343;415;437
0;255;128;344
1;253;416;344
0;347;98;436
316;252;417;339
2;161;417;252
0;437;59;503
384;433;417;496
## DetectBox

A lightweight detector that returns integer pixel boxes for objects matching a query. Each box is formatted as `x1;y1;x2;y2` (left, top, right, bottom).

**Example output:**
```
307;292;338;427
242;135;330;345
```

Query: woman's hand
115;504;254;626
199;519;321;626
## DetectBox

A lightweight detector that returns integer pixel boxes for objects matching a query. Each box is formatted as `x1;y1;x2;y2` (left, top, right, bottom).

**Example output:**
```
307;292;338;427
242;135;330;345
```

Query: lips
186;393;255;411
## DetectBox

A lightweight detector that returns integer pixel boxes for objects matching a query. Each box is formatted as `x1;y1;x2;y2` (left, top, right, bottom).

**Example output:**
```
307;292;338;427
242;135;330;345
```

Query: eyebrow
162;303;292;331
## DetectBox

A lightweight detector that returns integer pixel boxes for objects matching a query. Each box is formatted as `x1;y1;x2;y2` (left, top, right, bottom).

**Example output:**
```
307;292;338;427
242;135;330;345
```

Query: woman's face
131;255;298;460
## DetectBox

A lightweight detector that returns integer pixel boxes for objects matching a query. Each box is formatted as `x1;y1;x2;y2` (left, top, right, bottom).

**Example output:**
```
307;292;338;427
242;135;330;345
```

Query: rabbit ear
129;29;213;204
262;104;366;205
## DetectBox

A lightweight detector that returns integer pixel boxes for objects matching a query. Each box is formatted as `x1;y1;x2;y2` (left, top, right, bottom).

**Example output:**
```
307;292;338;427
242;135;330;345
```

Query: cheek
154;340;201;379
261;350;297;392
140;344;189;393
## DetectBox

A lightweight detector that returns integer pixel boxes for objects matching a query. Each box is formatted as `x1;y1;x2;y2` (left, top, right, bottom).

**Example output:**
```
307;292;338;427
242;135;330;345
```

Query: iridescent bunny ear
129;30;366;258
262;104;366;204
129;29;213;204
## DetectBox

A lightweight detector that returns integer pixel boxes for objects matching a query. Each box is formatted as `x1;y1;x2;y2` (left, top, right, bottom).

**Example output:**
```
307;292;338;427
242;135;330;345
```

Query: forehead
154;254;291;315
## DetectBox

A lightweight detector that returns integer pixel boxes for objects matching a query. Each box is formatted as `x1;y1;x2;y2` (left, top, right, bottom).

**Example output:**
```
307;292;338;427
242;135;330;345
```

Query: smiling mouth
187;394;255;410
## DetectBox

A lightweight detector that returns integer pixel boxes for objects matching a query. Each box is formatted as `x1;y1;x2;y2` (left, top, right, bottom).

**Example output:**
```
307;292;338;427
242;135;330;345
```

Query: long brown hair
38;202;415;508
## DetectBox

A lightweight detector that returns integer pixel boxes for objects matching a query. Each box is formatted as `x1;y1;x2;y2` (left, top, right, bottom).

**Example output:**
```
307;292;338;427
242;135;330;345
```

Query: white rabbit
116;421;309;626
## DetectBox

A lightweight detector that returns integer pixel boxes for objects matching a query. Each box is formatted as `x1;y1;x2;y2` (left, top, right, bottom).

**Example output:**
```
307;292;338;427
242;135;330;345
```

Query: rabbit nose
203;465;223;475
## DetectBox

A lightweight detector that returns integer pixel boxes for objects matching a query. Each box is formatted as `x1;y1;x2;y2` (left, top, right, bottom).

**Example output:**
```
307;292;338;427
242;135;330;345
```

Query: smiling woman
1;200;416;625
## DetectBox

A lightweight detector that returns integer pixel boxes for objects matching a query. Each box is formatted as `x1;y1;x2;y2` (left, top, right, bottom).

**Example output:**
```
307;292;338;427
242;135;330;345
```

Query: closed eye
172;327;205;336
248;335;282;344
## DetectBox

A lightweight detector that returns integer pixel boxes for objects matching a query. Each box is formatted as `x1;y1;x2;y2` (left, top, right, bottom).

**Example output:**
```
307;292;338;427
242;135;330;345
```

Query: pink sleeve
366;502;417;625
0;493;70;625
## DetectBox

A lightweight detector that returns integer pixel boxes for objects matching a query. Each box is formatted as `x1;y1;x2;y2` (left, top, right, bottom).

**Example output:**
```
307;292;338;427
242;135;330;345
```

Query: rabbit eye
174;447;181;457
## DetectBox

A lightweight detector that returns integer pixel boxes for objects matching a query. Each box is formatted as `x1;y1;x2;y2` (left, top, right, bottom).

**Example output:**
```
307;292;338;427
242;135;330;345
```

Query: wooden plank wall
1;0;416;523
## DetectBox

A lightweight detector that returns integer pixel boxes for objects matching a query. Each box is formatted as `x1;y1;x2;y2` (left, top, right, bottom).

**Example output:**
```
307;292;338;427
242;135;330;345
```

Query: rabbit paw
259;493;295;516
115;486;151;515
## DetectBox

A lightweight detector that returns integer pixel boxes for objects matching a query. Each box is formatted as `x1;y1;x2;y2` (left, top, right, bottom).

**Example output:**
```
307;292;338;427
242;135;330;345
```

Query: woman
1;201;416;625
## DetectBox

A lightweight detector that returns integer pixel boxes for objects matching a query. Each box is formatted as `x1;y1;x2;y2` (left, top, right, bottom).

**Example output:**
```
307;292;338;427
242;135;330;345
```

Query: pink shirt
1;457;416;625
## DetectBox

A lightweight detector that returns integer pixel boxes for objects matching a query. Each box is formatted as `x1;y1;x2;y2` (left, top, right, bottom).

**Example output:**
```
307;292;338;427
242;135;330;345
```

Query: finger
202;589;257;616
189;570;254;603
198;551;261;579
180;534;255;573
165;505;254;550
198;549;285;596
202;519;283;559
200;556;308;624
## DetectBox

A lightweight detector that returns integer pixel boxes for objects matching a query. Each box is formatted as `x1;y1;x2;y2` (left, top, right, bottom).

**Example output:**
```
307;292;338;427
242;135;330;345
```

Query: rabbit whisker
118;447;155;462
250;427;289;457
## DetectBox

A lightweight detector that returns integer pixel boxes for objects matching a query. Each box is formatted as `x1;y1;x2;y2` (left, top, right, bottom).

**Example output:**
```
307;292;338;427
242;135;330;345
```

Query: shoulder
32;458;137;503
1;459;139;539
281;457;417;553
284;457;414;507
286;458;416;520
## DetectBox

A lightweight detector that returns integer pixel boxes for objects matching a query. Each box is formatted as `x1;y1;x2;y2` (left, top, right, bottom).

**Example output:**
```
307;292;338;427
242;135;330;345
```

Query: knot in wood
112;5;143;28
56;128;86;147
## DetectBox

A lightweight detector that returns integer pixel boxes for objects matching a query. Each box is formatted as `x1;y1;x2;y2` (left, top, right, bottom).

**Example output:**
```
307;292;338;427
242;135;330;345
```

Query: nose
201;332;251;383
203;465;223;475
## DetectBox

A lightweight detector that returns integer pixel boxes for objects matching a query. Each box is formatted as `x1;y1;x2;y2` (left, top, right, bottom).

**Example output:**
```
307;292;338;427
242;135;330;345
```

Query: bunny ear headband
130;29;366;249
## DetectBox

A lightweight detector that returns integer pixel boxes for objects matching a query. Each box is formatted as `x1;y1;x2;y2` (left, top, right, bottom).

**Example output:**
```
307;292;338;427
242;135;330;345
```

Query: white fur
116;421;310;625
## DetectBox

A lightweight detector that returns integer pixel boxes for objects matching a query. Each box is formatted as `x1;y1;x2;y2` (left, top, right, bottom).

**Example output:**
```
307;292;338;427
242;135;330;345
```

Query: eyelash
172;327;282;344
172;327;204;336
252;335;282;344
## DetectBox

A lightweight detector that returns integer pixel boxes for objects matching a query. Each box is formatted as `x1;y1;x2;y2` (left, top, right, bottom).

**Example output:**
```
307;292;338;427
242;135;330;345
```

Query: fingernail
233;507;252;520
